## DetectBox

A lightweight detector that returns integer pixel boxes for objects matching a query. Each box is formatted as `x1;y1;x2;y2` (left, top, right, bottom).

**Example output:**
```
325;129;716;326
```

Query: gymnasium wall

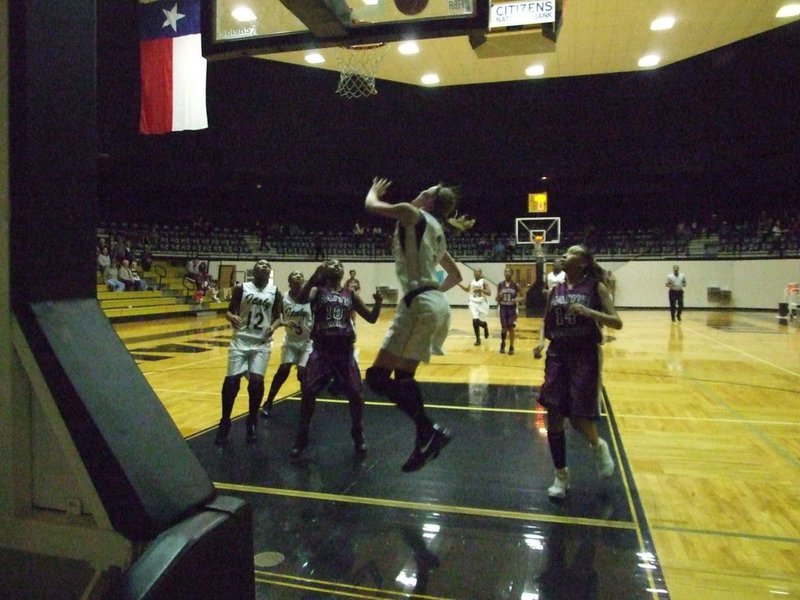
207;258;799;311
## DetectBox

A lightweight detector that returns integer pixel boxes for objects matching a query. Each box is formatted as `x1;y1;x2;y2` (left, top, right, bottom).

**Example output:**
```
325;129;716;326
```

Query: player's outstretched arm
295;264;325;304
353;290;383;324
365;177;420;227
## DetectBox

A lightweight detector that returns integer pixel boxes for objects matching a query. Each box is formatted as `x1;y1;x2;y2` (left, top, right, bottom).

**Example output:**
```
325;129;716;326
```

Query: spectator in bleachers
757;211;772;238
118;258;136;291
478;234;491;259
313;233;326;260
353;220;365;252
104;260;125;292
770;220;785;257
147;224;160;248
193;261;220;303
493;238;506;261
130;260;147;291
186;256;202;277
505;237;516;261
97;245;111;275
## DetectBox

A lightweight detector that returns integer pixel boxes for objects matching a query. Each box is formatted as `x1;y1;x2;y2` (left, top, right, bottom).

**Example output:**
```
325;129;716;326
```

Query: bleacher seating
96;260;228;322
98;217;800;267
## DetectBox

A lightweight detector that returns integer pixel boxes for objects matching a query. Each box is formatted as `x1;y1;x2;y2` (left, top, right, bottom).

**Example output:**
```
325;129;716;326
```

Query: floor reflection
190;382;666;599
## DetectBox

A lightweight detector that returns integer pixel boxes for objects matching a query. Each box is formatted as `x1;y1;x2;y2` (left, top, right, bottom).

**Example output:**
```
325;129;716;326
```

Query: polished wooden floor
114;308;800;599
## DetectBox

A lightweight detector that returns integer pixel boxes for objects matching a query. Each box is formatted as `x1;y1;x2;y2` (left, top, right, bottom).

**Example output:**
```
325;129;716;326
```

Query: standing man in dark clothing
666;264;687;322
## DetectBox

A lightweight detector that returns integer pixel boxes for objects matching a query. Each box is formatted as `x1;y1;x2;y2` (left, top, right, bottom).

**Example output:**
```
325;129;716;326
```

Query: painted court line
255;571;452;600
686;325;800;379
652;524;800;545
214;481;636;531
614;413;800;427
282;394;547;414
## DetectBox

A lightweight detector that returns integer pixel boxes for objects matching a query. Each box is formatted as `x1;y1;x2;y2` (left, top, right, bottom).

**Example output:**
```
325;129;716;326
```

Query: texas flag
139;0;208;134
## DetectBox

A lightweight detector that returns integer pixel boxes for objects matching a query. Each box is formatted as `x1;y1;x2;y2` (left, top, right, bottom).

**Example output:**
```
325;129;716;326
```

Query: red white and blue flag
139;0;208;134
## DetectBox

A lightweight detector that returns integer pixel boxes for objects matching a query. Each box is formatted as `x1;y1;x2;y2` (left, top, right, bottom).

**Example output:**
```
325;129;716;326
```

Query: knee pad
365;366;391;393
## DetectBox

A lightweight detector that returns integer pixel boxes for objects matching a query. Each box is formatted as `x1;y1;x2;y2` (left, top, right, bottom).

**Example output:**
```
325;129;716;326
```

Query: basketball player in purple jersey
289;259;383;458
533;245;622;499
364;176;474;472
496;267;522;355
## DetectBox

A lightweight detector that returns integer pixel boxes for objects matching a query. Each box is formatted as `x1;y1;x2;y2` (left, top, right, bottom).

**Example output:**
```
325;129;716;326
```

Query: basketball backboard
515;216;561;245
203;0;490;58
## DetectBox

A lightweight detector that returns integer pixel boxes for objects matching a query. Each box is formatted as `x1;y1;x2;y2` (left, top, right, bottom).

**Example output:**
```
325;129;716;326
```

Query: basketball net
336;43;387;99
532;233;545;258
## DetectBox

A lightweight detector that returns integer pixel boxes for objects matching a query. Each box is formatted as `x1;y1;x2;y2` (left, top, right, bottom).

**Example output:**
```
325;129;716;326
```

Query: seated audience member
505;237;516;260
118;258;136;291
313;233;326;260
130;260;147;291
104;260;125;292
493;238;506;261
186;257;202;277
193;261;220;302
97;246;111;275
353;221;365;249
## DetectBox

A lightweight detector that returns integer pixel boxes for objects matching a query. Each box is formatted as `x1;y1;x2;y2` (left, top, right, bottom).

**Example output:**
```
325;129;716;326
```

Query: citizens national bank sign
490;1;556;28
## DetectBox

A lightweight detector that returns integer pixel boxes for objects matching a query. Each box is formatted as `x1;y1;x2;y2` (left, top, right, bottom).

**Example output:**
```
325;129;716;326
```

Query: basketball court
112;306;800;599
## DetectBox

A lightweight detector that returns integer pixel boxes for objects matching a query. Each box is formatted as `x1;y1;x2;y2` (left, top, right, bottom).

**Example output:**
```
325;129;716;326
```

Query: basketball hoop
533;234;545;257
336;43;387;99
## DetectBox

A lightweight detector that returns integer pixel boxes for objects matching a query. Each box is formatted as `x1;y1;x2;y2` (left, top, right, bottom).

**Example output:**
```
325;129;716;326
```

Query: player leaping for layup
364;176;474;472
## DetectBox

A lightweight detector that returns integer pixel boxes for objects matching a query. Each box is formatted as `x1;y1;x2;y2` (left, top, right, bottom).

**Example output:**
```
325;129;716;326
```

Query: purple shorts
537;342;600;419
499;304;518;329
303;345;362;398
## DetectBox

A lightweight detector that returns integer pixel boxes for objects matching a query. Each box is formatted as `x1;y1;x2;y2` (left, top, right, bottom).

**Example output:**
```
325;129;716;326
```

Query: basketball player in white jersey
215;259;282;445
458;268;491;345
364;176;474;472
259;270;313;418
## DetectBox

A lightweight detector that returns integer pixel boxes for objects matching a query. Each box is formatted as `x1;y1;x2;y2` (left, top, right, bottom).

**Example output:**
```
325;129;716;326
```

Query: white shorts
280;339;313;367
469;298;490;320
381;290;450;363
226;336;272;377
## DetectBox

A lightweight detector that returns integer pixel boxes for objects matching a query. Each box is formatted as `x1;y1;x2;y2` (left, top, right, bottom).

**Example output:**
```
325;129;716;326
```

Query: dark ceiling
97;5;799;231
